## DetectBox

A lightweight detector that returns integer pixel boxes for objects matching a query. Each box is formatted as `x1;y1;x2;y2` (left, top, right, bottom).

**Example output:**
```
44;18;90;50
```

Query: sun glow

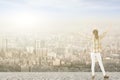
11;12;38;32
8;11;55;34
14;13;37;25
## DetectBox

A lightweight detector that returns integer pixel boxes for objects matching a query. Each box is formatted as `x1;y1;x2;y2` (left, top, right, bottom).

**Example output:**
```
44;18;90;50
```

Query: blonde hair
93;29;99;39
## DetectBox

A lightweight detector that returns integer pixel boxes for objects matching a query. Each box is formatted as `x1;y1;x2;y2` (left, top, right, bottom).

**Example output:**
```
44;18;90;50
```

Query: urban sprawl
0;33;119;72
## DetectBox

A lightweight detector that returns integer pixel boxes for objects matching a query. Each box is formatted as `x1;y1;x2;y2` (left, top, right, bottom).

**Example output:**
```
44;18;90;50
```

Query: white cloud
1;0;120;11
23;0;120;10
0;0;120;34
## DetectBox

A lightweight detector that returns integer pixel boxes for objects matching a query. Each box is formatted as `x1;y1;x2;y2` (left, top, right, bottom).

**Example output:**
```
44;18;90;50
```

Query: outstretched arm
100;26;111;39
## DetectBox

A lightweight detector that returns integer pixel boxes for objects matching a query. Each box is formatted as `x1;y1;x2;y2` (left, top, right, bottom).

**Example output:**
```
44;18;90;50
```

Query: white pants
91;53;106;76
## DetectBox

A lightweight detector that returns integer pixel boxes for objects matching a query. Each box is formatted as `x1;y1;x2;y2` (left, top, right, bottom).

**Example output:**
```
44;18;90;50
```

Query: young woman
79;29;109;79
91;29;109;79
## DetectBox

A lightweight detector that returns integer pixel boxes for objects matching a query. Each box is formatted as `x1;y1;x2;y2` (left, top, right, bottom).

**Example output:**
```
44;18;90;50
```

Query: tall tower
35;40;48;65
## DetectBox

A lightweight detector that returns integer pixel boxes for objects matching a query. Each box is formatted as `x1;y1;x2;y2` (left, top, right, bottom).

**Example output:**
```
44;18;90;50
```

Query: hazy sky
0;0;120;34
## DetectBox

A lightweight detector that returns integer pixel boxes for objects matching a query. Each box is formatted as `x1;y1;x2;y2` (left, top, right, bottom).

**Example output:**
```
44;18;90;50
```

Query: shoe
104;75;109;78
92;75;95;79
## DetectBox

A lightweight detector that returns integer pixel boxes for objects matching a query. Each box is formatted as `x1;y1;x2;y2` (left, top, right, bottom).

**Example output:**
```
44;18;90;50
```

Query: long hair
93;29;99;39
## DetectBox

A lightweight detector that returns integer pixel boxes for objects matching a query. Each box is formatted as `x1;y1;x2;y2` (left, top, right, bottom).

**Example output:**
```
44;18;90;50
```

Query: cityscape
0;0;120;80
0;32;119;72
